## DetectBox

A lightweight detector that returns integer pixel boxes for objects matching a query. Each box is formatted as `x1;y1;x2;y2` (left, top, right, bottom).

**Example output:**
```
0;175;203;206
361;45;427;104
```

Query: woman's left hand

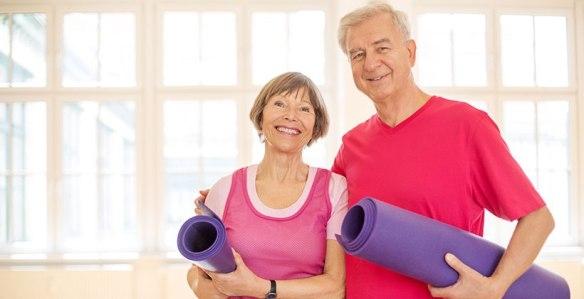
204;249;269;298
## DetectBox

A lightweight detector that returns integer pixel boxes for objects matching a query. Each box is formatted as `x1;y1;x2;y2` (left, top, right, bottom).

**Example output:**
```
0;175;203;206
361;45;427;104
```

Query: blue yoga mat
177;202;236;273
336;197;570;298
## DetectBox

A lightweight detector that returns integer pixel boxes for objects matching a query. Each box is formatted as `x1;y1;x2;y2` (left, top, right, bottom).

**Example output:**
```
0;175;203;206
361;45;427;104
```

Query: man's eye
351;52;364;61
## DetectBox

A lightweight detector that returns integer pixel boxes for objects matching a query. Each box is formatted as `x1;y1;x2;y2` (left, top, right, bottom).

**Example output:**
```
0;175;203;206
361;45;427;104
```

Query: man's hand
194;189;210;214
187;265;228;299
203;250;268;298
428;253;506;299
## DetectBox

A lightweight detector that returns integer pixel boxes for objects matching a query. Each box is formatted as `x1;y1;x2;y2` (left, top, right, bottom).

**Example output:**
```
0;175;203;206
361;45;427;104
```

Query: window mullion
7;14;13;86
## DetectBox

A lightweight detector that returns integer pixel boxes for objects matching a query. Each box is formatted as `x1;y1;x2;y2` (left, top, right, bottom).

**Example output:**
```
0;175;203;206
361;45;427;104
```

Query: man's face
345;13;416;103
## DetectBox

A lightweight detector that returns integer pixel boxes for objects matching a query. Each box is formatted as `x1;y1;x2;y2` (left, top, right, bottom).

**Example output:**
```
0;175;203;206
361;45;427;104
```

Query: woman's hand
204;250;269;298
187;265;228;299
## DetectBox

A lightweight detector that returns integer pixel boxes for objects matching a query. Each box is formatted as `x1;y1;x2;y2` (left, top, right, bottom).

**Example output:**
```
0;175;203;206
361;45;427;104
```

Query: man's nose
363;53;380;72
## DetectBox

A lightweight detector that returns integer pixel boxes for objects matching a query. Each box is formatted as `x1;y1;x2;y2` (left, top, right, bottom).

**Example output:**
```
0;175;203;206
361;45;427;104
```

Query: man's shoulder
430;96;488;121
342;115;378;139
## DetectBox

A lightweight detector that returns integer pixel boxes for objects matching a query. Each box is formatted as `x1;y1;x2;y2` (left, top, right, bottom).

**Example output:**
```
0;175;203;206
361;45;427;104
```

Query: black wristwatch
265;280;277;298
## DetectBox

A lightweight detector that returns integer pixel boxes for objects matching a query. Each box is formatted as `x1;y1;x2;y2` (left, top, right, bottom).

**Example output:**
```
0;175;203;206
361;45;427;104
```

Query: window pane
99;13;135;86
536;101;570;243
11;14;46;87
417;13;486;87
289;11;325;85
501;15;535;86
163;12;236;86
252;12;287;85
200;13;236;85
502;101;537;181
1;14;10;86
452;14;486;86
503;100;572;244
163;100;237;248
534;16;568;87
417;13;452;86
63;13;98;87
63;13;135;87
0;102;46;248
252;11;325;85
61;101;136;250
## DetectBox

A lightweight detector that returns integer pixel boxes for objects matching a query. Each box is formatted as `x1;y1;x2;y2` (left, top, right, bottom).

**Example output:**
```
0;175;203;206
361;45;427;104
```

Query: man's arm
429;206;554;299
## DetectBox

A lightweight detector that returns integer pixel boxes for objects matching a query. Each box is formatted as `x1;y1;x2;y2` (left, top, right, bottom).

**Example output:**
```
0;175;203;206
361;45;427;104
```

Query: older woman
187;72;347;299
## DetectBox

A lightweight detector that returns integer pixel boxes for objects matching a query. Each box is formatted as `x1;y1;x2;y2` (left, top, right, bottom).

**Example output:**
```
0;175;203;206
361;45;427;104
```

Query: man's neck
375;88;431;127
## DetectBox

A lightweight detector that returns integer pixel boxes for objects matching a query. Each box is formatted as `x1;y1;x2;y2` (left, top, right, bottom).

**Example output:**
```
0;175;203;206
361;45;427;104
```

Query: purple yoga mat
177;202;236;273
336;197;570;299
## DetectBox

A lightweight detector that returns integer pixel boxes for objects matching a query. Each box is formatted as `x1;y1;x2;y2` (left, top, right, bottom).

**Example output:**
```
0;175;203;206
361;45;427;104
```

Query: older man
332;2;555;299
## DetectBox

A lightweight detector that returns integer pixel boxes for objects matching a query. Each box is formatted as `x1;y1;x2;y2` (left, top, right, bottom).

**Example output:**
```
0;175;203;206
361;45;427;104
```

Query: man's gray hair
338;1;411;54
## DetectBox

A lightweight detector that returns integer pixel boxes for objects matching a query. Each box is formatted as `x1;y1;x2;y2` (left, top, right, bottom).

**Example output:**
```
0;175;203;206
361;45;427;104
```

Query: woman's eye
274;101;285;107
300;107;312;113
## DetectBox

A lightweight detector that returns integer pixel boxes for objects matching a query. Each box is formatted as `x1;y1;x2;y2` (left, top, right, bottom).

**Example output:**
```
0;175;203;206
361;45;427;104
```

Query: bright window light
0;102;47;249
501;15;568;87
163;100;238;249
61;101;137;251
163;11;237;86
62;13;136;87
252;10;325;85
417;13;486;87
0;13;47;87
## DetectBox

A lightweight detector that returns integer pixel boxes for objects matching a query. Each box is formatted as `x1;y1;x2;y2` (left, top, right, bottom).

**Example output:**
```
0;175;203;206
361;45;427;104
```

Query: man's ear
406;39;417;66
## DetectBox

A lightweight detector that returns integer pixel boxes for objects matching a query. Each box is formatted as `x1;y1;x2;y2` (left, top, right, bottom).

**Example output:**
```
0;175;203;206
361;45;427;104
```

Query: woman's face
261;89;316;154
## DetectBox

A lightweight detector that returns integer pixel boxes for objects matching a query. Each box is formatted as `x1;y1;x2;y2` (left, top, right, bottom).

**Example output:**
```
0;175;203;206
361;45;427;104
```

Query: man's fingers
445;253;476;277
427;284;451;298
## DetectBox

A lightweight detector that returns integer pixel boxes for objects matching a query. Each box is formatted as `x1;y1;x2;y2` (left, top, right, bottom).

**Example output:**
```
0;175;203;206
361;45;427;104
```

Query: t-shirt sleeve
202;175;233;220
469;112;545;221
326;173;348;240
331;143;346;176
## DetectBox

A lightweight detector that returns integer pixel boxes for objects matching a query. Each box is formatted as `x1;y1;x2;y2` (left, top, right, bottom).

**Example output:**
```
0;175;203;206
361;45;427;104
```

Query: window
61;101;137;251
0;101;47;250
163;11;237;86
163;100;238;248
415;8;576;247
0;13;47;87
62;13;135;87
416;13;486;87
500;15;568;87
502;99;572;244
252;10;325;85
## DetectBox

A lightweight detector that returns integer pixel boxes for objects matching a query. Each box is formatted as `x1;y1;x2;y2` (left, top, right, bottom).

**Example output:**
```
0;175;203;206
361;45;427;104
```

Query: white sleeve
326;172;349;240
203;174;233;220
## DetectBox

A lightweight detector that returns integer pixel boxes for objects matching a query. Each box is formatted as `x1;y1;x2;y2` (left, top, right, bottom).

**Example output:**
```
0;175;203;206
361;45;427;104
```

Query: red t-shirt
332;96;545;298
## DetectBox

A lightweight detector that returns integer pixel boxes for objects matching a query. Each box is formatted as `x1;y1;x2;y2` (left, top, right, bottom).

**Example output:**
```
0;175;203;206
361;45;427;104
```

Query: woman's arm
206;240;345;298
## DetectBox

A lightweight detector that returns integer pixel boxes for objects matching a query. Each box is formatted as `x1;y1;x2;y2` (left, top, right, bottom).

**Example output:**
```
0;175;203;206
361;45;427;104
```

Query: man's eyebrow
348;47;364;55
373;38;392;46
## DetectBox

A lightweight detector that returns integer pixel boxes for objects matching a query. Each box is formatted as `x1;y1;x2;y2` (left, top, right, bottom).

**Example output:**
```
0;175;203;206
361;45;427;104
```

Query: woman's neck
257;150;308;183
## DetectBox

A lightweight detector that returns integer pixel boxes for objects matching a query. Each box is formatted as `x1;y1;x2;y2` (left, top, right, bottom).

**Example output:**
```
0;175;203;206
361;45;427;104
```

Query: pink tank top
223;166;332;281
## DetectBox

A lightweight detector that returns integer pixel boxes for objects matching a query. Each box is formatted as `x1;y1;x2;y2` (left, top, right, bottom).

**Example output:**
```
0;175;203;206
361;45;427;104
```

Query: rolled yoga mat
336;197;570;299
177;201;236;273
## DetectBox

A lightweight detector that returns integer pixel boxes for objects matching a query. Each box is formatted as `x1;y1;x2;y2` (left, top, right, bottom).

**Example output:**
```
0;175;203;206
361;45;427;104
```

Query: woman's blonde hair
249;72;329;146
